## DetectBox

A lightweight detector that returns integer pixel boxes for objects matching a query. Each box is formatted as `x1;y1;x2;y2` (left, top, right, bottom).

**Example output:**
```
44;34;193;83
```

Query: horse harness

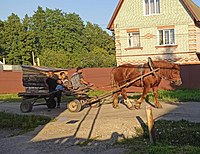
137;58;159;87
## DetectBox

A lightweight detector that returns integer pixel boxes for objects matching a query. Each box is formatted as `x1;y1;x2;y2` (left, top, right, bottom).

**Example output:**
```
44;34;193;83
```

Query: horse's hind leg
121;88;134;110
135;85;150;109
113;92;120;109
152;87;162;108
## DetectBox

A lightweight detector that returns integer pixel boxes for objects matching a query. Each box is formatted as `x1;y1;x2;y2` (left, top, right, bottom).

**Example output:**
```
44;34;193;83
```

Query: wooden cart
18;65;68;113
19;65;159;113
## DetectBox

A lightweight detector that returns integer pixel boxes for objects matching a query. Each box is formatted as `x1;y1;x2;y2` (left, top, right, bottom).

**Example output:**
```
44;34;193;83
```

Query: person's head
60;72;66;80
76;66;83;74
48;71;54;78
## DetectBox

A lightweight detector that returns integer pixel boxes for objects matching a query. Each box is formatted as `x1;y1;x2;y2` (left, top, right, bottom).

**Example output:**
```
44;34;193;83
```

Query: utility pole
3;58;5;64
37;58;40;66
32;51;36;66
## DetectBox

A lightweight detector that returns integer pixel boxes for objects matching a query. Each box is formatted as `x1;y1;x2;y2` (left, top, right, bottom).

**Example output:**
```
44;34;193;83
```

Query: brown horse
111;60;182;109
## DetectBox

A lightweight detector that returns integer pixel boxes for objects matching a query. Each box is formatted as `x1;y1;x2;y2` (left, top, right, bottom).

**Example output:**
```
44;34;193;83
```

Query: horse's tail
110;67;117;88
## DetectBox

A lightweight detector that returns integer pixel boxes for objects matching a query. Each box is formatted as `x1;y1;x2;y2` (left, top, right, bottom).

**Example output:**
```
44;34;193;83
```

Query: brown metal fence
0;64;199;94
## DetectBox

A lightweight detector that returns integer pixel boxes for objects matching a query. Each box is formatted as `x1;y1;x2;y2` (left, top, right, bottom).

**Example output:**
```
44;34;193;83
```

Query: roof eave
107;0;124;30
182;0;200;22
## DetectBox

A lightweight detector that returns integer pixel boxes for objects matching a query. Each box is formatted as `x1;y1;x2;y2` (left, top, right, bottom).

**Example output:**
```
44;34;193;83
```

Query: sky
0;0;200;31
0;0;119;30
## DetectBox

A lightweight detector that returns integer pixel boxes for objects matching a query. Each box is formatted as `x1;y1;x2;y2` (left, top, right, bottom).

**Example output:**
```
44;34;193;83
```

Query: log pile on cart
18;65;68;112
22;65;49;93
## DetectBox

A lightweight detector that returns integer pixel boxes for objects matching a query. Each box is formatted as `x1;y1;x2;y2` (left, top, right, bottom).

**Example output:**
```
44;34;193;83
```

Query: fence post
146;105;156;144
3;58;5;64
37;58;40;66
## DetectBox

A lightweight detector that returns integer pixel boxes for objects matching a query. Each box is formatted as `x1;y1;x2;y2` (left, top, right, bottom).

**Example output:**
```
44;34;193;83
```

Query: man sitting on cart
71;67;92;91
46;71;63;108
55;71;72;108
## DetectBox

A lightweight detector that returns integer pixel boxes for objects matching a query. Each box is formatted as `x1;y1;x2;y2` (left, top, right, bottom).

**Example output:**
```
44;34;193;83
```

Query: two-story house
107;0;200;65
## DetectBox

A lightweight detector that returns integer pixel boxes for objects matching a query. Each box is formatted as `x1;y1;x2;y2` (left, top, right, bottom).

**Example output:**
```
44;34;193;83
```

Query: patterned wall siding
114;0;200;65
196;25;200;52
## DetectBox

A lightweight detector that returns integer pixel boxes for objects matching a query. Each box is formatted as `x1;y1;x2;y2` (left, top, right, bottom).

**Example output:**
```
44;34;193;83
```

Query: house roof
182;0;200;21
107;0;124;31
107;0;200;31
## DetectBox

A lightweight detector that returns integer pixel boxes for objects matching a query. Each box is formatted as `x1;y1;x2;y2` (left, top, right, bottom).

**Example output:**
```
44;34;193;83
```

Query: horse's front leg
121;88;134;110
152;87;162;108
135;85;150;109
113;91;120;109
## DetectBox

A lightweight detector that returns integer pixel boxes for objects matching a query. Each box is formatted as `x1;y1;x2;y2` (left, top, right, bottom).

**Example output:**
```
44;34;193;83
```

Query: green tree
2;13;25;64
0;7;116;68
39;49;68;68
30;6;46;53
83;22;115;54
82;47;116;67
0;20;5;58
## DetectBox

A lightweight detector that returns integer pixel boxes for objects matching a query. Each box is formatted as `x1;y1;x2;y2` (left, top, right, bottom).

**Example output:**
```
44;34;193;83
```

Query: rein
156;73;175;82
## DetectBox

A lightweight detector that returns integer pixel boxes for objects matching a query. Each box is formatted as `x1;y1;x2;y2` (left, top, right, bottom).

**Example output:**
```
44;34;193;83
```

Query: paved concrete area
0;100;200;154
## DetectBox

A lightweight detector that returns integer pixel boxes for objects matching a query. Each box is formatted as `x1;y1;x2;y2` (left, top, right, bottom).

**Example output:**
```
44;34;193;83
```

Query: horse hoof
134;105;141;110
113;106;119;109
155;106;163;109
127;106;135;110
113;105;119;109
134;103;141;110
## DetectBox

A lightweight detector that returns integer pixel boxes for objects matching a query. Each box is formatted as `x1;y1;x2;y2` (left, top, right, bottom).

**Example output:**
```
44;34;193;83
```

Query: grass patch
118;120;200;154
149;144;200;154
129;89;200;103
155;120;200;146
2;89;200;103
87;90;106;97
0;112;51;135
0;94;20;102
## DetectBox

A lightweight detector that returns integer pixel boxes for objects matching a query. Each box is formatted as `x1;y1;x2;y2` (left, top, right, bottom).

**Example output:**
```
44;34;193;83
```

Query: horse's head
170;64;182;86
154;61;182;86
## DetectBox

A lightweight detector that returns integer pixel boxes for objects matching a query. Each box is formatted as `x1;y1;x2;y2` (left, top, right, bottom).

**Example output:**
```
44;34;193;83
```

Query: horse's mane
117;60;179;70
153;60;179;70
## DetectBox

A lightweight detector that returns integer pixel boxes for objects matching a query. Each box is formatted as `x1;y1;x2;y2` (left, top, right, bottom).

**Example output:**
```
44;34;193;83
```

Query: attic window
145;0;160;15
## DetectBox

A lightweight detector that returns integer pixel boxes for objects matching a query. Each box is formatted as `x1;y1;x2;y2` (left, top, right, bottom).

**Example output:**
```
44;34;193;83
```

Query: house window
145;0;160;15
127;32;140;47
158;29;175;45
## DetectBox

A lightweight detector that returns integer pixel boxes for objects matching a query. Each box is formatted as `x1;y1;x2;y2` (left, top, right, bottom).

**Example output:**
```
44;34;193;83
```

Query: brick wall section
179;64;200;89
1;65;200;94
0;71;25;93
68;68;114;91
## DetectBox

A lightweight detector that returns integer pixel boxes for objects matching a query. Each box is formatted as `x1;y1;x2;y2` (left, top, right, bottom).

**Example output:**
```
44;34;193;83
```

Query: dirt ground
0;100;200;154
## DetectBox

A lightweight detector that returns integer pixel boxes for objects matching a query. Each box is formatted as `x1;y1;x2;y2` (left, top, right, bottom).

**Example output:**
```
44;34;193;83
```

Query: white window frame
158;29;175;46
127;32;141;48
144;0;160;16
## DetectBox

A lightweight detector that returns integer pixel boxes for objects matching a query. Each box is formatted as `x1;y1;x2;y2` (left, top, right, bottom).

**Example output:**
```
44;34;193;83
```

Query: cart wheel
67;99;82;112
46;98;56;109
20;101;33;113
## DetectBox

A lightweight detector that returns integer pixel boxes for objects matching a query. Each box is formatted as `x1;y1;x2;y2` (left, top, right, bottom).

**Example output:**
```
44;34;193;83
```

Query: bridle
147;57;180;83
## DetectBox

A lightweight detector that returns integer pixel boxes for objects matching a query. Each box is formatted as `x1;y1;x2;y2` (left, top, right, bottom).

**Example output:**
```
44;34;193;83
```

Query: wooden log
25;87;48;90
23;82;47;87
146;106;156;144
25;87;49;94
23;74;46;77
22;77;47;83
